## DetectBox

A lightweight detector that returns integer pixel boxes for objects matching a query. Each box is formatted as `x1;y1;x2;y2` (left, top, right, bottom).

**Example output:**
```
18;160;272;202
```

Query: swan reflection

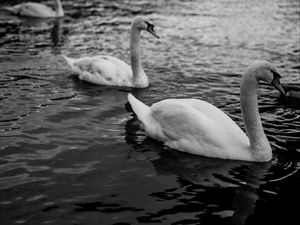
232;162;272;225
51;18;63;47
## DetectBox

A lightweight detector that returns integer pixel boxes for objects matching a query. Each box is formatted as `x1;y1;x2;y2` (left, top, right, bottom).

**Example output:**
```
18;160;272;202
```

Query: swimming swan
62;17;159;88
281;83;300;99
128;61;286;162
3;0;64;18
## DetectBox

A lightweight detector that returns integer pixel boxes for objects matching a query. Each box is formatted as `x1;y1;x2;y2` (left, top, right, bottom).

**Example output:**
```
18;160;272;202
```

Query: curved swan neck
240;70;272;161
55;0;64;17
130;24;148;87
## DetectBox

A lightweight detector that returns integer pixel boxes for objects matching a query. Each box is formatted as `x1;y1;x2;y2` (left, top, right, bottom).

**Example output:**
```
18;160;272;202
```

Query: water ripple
0;0;299;224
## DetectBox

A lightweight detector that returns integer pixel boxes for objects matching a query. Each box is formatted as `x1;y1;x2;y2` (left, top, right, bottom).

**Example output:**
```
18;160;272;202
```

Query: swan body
128;61;285;162
62;55;133;86
129;95;253;160
3;0;64;18
63;17;159;88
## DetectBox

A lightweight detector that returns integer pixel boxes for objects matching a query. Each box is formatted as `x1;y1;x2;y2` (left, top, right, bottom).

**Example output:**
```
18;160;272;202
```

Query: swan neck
130;25;147;85
55;0;64;17
240;71;272;161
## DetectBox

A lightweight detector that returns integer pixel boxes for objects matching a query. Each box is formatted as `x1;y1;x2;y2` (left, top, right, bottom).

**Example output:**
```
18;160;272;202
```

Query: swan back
63;55;131;85
4;0;64;18
150;99;251;159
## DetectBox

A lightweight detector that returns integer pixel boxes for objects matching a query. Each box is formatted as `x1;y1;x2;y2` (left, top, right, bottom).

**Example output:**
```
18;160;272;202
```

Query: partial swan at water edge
62;17;159;88
281;83;300;99
128;61;286;162
3;0;64;18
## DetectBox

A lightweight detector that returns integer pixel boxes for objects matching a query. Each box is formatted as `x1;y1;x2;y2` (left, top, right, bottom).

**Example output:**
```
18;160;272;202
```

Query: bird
3;0;64;18
281;83;300;99
128;61;286;162
62;17;159;88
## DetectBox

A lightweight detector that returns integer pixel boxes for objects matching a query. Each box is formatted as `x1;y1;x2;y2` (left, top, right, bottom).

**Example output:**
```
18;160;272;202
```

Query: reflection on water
0;0;299;224
232;162;272;225
51;19;63;47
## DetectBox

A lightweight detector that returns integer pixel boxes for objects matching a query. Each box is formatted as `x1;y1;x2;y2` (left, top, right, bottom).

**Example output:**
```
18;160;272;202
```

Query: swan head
132;17;159;39
247;61;286;96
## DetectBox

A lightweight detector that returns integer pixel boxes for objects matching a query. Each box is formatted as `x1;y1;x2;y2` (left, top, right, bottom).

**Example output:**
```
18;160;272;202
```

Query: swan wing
15;3;55;17
148;99;251;160
93;56;130;71
66;56;133;86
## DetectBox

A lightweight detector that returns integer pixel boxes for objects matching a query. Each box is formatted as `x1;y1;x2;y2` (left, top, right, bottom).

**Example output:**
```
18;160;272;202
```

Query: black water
0;0;299;225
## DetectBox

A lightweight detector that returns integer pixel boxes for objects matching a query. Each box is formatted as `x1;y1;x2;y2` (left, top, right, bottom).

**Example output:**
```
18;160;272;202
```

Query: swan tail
61;55;82;74
128;94;152;125
61;55;76;68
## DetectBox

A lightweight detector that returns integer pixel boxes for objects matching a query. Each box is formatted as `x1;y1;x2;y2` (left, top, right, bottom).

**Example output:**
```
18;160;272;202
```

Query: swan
128;61;286;162
62;17;159;88
3;0;64;18
281;83;300;99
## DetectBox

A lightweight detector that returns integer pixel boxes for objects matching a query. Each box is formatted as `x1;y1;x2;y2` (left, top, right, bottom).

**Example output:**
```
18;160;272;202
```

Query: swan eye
145;21;154;30
144;21;159;39
271;70;281;79
271;70;285;95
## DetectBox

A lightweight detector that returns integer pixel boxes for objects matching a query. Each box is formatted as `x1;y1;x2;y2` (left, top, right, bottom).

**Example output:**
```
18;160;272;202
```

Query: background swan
62;17;159;88
3;0;64;18
281;83;300;99
128;61;286;162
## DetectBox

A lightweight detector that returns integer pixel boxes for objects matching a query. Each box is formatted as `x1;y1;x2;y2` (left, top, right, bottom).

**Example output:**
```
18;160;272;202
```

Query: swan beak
271;76;286;96
147;26;160;39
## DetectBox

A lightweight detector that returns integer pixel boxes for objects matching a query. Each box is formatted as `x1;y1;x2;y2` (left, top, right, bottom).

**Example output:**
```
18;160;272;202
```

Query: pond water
0;0;299;224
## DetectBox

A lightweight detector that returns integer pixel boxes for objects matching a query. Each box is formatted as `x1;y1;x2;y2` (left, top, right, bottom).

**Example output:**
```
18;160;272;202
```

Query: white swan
62;17;159;88
128;61;286;162
3;0;64;18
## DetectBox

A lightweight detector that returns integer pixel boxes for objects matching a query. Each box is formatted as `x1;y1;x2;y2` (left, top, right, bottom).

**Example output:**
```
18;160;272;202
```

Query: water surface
0;0;299;224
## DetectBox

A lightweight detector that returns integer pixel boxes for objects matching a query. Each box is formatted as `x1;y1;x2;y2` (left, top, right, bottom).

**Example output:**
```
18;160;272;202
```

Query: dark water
0;0;300;224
